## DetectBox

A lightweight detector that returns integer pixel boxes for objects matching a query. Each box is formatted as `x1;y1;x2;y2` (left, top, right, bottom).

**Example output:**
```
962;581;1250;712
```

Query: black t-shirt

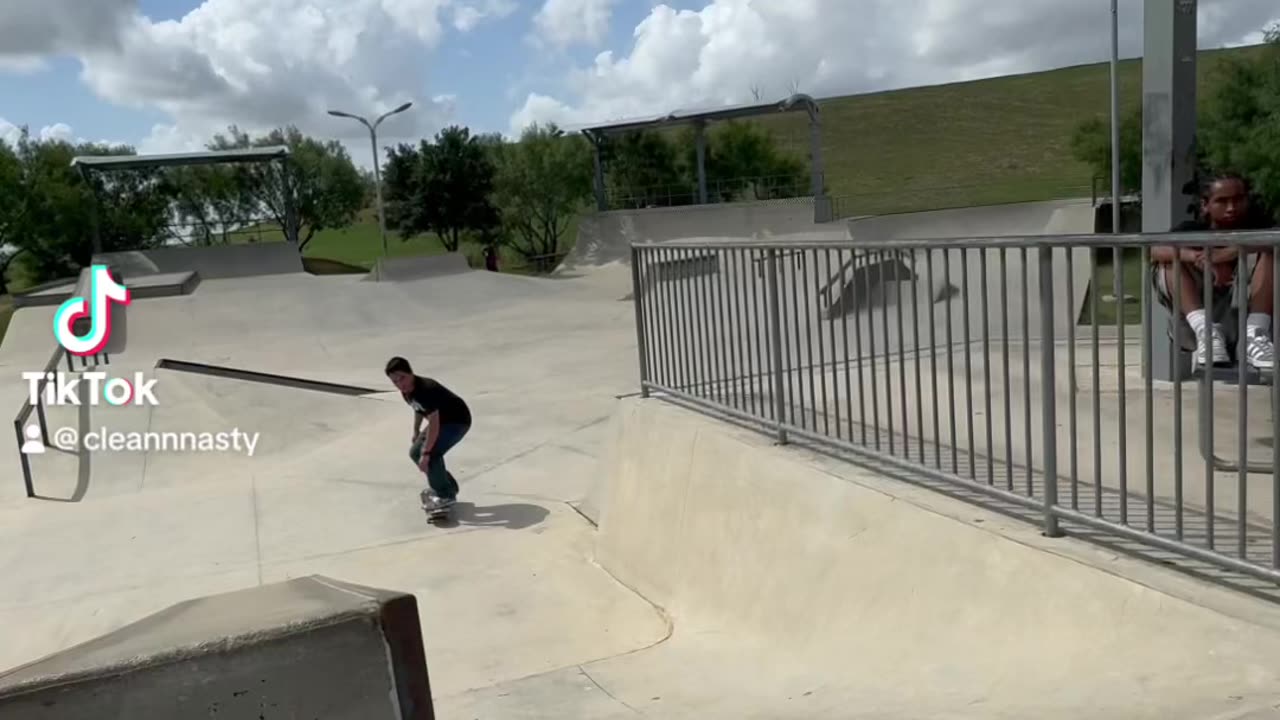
405;376;472;426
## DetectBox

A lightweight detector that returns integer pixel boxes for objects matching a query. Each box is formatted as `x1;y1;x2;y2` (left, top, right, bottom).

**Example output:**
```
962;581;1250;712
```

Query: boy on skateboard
385;356;473;514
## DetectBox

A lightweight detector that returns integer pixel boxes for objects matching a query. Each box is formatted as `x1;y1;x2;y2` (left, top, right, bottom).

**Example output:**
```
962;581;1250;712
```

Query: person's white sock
1186;308;1207;333
1247;313;1271;336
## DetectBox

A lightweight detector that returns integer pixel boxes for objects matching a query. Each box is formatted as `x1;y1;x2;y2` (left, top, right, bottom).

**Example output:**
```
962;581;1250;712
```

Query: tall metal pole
368;126;388;258
1110;0;1122;234
328;102;413;273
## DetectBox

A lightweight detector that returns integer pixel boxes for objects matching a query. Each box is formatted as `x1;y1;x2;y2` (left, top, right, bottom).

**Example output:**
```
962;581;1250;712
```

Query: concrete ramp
93;242;303;280
368;253;472;282
0;575;434;719
560;198;820;273
564;399;1280;718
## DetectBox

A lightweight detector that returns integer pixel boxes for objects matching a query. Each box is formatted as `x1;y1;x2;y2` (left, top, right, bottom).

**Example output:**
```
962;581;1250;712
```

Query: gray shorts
1152;255;1260;351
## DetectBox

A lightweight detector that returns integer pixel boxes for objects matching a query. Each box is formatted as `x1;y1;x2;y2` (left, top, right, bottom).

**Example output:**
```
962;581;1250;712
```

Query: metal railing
628;230;1280;585
12;345;108;498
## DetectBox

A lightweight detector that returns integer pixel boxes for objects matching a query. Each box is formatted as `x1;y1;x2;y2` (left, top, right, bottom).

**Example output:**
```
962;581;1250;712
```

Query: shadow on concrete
436;501;550;530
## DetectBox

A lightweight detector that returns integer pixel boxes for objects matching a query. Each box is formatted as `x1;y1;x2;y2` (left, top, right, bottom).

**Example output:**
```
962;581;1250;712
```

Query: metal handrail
13;344;71;498
656;228;1280;251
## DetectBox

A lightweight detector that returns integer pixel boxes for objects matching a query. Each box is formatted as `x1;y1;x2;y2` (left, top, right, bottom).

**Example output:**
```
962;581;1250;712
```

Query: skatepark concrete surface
3;213;1280;717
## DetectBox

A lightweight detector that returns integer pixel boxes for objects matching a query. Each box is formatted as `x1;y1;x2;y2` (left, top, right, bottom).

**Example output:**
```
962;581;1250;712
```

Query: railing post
629;244;651;398
14;419;34;499
765;249;789;444
1038;246;1063;537
35;393;48;446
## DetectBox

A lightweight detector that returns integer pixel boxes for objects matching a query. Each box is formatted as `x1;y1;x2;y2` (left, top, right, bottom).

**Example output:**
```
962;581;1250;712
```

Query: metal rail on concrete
629;230;1280;585
12;345;76;498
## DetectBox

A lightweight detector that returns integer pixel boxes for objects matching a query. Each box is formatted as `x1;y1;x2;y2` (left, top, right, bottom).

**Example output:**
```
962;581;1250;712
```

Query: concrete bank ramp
560;198;820;273
0;575;433;719
368;252;473;282
94;242;303;280
483;398;1280;719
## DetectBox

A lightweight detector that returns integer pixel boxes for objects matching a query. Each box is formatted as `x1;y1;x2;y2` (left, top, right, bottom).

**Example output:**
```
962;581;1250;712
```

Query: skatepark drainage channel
154;359;380;396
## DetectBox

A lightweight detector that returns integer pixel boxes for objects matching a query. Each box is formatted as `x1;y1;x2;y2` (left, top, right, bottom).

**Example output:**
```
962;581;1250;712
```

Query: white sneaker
1244;329;1275;371
1194;324;1230;369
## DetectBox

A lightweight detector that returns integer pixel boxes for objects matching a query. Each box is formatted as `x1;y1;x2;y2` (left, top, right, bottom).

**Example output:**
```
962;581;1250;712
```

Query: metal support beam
694;121;708;204
805;105;831;223
1143;0;1199;381
589;132;608;212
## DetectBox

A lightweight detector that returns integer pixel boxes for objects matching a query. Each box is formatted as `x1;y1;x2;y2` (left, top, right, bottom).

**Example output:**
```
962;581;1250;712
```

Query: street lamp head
392;102;413;114
328;110;354;119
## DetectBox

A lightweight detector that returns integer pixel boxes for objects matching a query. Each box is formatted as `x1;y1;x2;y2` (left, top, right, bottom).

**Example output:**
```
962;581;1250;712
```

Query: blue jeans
409;424;469;500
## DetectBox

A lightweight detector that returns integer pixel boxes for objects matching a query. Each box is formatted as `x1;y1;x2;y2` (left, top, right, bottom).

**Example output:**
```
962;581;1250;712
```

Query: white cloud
531;0;617;50
510;0;1280;135
6;0;512;168
452;0;518;32
0;0;134;61
0;117;121;148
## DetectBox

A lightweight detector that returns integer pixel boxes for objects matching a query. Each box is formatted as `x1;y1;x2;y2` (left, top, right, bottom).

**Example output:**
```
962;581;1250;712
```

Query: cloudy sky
1;0;1277;169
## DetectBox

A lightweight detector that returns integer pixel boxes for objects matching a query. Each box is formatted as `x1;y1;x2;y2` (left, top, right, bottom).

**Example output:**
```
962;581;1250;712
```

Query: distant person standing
484;246;499;272
385;356;472;514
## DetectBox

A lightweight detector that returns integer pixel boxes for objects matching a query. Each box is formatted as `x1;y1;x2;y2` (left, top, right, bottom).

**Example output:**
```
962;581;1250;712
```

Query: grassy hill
751;45;1262;216
288;45;1268;268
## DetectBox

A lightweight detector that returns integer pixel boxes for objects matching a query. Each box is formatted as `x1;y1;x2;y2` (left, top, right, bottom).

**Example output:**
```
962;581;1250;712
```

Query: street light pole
328;102;413;262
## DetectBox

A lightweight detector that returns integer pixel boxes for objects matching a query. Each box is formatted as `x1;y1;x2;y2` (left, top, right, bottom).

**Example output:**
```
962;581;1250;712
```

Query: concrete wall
588;398;1280;715
0;575;435;719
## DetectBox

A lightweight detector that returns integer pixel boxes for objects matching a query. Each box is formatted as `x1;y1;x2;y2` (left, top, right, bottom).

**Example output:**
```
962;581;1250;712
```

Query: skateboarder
1151;171;1276;371
385;356;473;513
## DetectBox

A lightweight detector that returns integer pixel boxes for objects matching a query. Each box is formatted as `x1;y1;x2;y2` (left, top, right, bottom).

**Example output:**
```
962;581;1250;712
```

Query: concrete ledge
0;575;435;719
93;243;303;280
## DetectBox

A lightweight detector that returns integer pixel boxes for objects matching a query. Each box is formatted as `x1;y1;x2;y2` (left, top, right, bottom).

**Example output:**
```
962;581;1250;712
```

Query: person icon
20;424;45;454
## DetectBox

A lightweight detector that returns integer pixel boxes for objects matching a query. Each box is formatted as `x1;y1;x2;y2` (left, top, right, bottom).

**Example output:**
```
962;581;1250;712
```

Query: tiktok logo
53;265;131;356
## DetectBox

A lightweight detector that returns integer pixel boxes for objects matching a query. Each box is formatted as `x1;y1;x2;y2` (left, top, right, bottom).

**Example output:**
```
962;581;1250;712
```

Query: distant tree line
1070;25;1280;220
0;124;368;290
379;119;807;269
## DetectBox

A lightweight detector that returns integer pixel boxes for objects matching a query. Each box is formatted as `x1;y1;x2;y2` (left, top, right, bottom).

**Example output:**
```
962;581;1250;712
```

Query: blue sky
1;0;1277;167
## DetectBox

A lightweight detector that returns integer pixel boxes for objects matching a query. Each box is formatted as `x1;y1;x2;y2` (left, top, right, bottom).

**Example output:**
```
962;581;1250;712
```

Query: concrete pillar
1143;0;1198;381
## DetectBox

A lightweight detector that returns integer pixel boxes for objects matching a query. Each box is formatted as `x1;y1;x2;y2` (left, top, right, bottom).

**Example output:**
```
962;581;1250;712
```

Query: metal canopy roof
71;146;291;172
575;94;820;137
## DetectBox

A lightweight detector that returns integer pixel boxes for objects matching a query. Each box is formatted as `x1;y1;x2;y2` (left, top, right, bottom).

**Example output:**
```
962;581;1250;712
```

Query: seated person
1150;172;1275;371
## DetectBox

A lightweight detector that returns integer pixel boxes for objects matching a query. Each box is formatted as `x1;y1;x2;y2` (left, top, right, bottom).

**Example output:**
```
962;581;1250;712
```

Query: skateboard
422;472;459;523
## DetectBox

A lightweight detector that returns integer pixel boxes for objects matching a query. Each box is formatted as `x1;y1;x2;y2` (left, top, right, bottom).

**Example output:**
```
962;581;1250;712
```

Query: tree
600;130;684;207
383;126;500;252
682;120;809;201
1198;26;1280;218
491;123;592;267
0;141;26;294
207;125;364;250
2;130;172;284
168;165;255;245
1067;109;1143;197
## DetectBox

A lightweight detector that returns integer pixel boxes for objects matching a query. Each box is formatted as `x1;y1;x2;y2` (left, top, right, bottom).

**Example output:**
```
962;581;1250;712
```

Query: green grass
749;45;1263;216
